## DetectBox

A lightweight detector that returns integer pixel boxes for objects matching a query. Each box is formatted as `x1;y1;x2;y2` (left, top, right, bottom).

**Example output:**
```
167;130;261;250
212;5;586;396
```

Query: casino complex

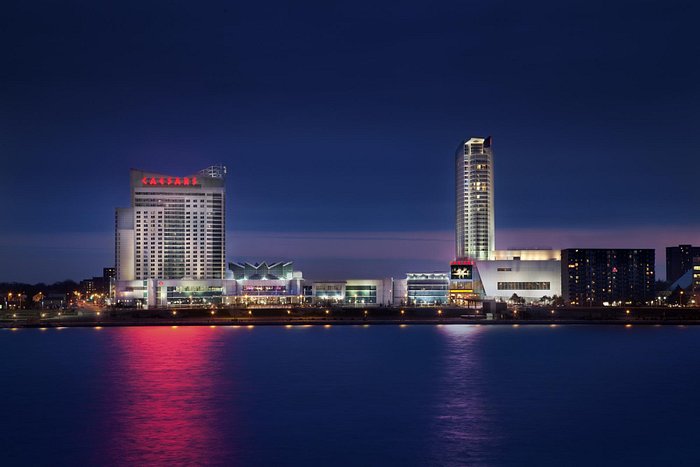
114;137;655;309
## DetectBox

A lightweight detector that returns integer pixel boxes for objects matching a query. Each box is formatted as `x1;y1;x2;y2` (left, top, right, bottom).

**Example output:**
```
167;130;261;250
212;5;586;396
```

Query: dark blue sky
1;0;699;282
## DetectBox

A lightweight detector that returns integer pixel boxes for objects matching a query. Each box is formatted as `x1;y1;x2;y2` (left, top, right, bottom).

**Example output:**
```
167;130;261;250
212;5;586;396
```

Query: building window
497;282;550;290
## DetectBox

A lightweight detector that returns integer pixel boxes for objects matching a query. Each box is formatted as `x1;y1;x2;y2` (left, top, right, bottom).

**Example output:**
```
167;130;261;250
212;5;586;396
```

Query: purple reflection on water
429;325;500;466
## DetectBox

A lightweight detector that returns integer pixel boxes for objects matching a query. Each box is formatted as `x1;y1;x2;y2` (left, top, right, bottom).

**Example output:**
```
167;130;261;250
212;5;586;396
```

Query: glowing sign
451;260;474;266
141;176;199;186
451;264;473;280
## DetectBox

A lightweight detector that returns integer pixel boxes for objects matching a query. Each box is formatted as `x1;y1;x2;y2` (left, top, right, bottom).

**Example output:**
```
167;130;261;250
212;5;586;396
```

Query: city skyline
2;0;700;283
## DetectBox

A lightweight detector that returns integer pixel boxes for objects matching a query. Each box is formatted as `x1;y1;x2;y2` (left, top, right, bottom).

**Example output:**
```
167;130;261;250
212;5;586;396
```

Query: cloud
1;225;698;282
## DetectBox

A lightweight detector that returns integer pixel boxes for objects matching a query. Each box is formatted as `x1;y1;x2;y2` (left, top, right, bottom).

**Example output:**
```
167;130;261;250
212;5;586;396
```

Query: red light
140;174;199;186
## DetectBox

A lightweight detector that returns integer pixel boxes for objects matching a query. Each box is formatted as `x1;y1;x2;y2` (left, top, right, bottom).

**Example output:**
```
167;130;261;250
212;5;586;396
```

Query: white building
225;261;305;306
115;165;228;307
474;250;562;301
456;136;495;261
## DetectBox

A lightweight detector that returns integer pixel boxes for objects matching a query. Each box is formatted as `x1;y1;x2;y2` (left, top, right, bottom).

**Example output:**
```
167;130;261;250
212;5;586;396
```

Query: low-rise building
308;279;393;306
406;273;449;306
474;250;562;302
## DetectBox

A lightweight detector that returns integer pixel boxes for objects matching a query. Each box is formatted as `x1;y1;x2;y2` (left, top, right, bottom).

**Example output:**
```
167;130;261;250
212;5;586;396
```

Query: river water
1;324;698;466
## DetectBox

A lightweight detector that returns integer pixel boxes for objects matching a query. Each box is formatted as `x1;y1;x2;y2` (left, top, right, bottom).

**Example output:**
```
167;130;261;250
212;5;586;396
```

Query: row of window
497;282;551;290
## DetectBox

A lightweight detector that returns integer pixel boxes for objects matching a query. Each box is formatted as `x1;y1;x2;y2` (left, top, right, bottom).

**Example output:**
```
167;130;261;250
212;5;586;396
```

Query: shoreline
4;317;700;329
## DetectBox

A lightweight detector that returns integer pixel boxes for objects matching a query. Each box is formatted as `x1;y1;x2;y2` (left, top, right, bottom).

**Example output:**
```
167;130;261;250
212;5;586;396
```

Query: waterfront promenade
3;306;700;328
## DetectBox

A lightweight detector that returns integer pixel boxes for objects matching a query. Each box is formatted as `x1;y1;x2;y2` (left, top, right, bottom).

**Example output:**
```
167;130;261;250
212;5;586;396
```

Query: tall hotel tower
115;165;227;282
455;136;494;260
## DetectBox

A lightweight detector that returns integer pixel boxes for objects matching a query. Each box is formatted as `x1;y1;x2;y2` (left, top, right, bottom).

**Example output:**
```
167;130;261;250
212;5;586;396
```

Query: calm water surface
1;324;699;466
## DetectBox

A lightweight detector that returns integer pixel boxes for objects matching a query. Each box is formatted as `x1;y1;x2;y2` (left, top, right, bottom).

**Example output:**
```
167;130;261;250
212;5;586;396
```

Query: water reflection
99;327;234;465
429;325;499;466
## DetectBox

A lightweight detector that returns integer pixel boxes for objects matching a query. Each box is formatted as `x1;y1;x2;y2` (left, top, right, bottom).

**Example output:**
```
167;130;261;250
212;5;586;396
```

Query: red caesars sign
141;176;199;186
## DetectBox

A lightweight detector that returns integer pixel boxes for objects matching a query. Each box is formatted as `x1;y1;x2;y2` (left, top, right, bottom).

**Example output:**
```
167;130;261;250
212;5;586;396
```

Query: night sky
2;0;699;283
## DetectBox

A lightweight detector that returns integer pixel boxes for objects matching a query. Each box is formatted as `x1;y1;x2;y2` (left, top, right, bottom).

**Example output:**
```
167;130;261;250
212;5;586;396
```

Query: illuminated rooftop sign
450;264;473;280
141;176;199;186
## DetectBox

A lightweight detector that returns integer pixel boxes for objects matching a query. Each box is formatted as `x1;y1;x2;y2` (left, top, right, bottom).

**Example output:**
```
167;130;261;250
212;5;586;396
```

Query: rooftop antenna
199;165;227;178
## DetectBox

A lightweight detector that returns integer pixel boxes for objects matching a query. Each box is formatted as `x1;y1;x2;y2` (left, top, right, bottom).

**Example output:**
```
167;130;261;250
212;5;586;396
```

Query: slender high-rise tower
455;136;494;260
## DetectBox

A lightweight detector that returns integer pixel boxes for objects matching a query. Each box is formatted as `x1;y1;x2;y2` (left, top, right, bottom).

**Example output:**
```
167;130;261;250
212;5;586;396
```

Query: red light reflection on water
101;326;233;465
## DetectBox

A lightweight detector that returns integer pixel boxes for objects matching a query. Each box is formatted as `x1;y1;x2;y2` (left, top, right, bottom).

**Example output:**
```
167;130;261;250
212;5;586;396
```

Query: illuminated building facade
229;261;294;280
307;279;394;306
561;249;655;306
226;261;305;306
448;251;562;303
406;273;449;306
115;165;229;307
116;165;226;281
474;250;562;301
456;136;494;261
